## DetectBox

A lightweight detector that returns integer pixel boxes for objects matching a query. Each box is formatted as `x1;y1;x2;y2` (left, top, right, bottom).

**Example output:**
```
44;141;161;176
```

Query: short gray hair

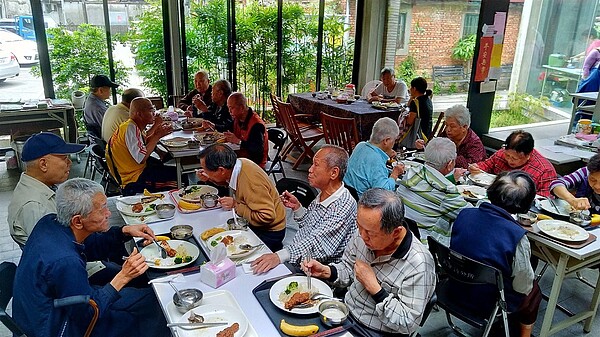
370;117;400;144
487;171;536;214
358;188;405;234
381;67;395;77
56;178;104;227
198;144;237;171
424;137;456;171
445;105;471;127
320;145;349;181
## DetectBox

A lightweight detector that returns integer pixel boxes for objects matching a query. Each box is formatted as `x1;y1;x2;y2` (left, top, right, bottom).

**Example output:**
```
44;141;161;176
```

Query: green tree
32;24;129;99
321;15;354;89
451;34;476;62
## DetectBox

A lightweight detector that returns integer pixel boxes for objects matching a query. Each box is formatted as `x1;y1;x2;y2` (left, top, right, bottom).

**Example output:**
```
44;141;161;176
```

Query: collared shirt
476;148;557;197
276;184;357;264
329;230;436;335
8;173;56;247
440;128;487;168
101;102;130;142
344;142;396;197
396;162;470;246
228;159;243;192
83;92;109;129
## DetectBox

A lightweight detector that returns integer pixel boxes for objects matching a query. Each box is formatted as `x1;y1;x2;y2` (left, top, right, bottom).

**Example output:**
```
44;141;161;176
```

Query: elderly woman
416;105;486;168
550;153;600;213
469;130;557;197
344;117;404;197
397;137;470;245
451;171;542;337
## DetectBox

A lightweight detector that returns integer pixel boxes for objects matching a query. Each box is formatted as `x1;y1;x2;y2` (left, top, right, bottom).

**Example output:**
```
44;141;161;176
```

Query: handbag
397;98;427;149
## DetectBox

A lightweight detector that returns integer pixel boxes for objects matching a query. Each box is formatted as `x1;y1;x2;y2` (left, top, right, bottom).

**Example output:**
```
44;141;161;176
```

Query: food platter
176;304;248;337
162;137;190;148
537;219;589;242
467;172;496;187
206;230;261;259
371;101;401;110
139;240;199;269
115;199;159;217
538;198;571;218
178;185;219;203
268;275;333;315
456;185;487;202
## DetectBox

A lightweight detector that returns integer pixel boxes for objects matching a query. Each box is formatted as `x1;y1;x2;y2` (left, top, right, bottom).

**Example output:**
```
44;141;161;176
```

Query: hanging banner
475;36;494;82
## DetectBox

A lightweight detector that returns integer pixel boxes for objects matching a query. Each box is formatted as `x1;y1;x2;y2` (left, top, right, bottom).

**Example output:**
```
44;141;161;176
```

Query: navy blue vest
450;202;527;312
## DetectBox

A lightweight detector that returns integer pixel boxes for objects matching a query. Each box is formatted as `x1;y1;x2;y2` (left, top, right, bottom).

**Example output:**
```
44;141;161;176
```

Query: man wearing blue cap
84;74;119;138
8;132;84;247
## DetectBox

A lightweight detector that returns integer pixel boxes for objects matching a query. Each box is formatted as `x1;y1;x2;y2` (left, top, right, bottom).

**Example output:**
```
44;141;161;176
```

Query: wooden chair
270;93;312;131
169;94;185;108
428;111;446;140
147;96;165;109
277;99;324;170
320;111;359;154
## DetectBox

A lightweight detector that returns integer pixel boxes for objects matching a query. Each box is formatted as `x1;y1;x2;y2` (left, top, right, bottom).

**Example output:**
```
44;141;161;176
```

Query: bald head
130;97;155;126
227;92;249;120
228;92;247;109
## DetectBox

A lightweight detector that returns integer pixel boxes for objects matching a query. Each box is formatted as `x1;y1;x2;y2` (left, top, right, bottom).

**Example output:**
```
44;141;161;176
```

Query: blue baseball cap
21;132;85;162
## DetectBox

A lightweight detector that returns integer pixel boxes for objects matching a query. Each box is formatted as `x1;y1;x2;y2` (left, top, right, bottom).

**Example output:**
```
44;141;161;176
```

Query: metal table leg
539;253;569;337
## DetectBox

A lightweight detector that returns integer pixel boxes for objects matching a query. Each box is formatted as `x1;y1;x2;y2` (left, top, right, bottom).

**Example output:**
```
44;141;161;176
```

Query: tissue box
200;258;236;288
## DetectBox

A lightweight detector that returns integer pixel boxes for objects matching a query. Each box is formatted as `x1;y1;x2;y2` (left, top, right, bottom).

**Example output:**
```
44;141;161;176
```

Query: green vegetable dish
210;236;222;247
174;255;193;264
284;281;299;295
145;204;157;212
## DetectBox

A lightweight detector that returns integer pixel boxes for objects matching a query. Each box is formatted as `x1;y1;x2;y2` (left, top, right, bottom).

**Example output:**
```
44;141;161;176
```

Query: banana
592;214;600;225
178;199;201;210
279;319;319;336
155;235;170;241
143;188;164;199
537;213;553;221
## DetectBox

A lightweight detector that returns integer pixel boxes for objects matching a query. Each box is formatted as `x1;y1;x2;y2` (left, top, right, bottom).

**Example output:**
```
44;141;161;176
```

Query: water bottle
167;105;178;121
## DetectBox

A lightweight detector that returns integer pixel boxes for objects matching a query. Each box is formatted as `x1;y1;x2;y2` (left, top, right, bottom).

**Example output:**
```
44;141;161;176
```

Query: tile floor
1;149;599;337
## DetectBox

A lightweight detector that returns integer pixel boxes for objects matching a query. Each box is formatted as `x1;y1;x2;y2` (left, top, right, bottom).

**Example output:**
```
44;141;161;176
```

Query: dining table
288;93;402;141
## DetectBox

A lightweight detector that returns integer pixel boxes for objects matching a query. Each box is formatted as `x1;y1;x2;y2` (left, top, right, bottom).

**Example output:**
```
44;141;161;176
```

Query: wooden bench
432;65;469;86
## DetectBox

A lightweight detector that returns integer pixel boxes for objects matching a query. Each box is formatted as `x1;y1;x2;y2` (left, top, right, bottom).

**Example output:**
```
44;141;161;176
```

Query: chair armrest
293;114;315;119
54;295;91;308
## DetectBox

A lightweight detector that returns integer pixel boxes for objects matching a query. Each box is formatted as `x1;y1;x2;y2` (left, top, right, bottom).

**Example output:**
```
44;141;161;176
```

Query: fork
304;250;312;291
154;240;167;259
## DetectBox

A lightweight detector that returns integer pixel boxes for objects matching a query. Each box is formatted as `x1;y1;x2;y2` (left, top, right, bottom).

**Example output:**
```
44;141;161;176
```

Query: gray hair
369;117;400;144
358;188;405;234
121;88;144;104
56;178;104;227
320;145;349;181
487;171;536;214
444;105;471;127
198;144;237;171
195;70;209;81
214;79;232;97
424;137;456;171
380;67;395;77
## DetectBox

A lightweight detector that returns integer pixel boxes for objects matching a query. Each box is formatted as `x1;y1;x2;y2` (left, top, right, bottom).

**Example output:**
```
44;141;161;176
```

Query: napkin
200;243;236;288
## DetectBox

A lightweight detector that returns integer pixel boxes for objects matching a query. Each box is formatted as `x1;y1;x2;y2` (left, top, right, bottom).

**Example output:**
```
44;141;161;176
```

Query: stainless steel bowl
517;211;538;226
201;193;219;208
173;288;203;314
156;203;176;219
170;225;193;239
227;217;249;230
570;212;591;227
318;300;349;327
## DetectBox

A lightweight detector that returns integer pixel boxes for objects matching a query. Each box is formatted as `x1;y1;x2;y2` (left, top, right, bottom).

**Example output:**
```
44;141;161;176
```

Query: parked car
0;48;19;82
0;28;38;65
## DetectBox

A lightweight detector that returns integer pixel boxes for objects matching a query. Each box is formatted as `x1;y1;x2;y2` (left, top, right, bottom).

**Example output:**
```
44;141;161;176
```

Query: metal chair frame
265;127;288;182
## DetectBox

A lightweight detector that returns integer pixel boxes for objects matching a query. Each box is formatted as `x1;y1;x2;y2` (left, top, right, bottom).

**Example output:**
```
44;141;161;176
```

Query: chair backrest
320;111;359;154
277;100;303;143
268;127;287;152
0;261;27;336
270;93;283;127
345;184;359;201
169;94;185;107
361;80;382;99
276;178;318;208
428;111;446;140
147;96;165;109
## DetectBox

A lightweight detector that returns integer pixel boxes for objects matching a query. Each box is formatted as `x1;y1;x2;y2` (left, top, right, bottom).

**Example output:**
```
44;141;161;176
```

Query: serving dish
268;276;333;315
537;219;589;242
206;230;261;259
140;239;200;269
176;304;248;337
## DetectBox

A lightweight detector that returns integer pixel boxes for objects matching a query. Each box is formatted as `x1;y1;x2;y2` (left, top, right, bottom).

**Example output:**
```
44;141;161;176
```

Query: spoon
238;243;263;251
187;310;204;324
168;280;182;300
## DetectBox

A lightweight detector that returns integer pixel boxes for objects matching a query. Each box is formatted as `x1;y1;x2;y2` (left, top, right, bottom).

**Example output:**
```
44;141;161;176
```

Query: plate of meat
139;239;199;269
205;230;261;259
115;199;159;217
176;304;248;337
269;275;334;315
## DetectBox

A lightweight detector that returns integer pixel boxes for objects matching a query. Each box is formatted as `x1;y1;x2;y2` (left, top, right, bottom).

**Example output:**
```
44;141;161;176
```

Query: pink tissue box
200;258;236;288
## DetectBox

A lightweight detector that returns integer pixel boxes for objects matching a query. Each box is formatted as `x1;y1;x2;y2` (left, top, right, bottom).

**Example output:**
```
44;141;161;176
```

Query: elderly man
417;105;486;168
8;132;84;247
101;88;144;142
252;145;357;274
197;144;286;251
368;67;409;103
451;171;542;337
12;178;169;337
469;130;557;197
224;92;268;168
83;74;119;138
178;70;213;112
304;188;436;336
191;79;233;132
344;117;404;197
397;137;470;246
106;97;184;191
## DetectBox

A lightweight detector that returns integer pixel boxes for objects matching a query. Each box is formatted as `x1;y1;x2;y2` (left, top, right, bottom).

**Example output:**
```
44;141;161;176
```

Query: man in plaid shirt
251;145;357;274
469;130;557;197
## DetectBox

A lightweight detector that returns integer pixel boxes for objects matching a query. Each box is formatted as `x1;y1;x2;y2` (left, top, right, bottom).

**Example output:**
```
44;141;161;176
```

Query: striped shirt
277;184;357;265
330;229;436;335
550;167;600;213
396;162;471;246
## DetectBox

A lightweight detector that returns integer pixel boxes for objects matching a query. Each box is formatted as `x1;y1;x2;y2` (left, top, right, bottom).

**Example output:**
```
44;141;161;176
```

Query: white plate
537;219;589;242
410;152;425;161
538;198;571;218
269;276;334;315
140;240;199;269
178;185;219;203
467;172;496;187
116;199;158;217
456;185;487;202
162;140;188;148
176;304;248;337
206;230;261;259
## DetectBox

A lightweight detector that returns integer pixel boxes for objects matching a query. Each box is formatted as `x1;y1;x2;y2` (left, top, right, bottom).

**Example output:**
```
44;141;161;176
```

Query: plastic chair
427;237;510;337
89;144;121;196
265;128;287;182
361;80;382;99
320;111;359;154
411;293;438;337
276;178;318;208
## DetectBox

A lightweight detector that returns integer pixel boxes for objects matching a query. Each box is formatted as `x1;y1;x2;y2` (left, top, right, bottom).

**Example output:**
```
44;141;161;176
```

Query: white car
0;48;19;82
0;29;38;65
